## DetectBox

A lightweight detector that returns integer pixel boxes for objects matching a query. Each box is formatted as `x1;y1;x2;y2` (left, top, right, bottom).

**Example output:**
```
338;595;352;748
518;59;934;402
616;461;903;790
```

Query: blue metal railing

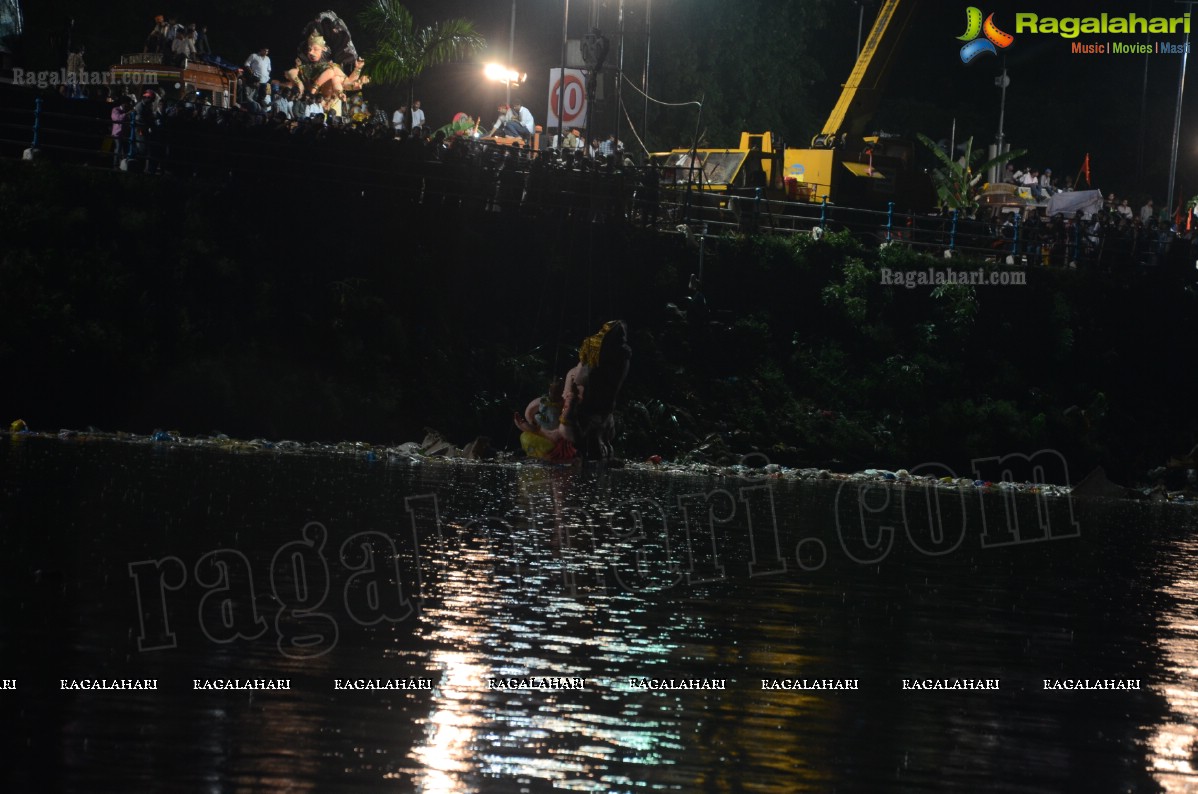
30;96;42;149
5;96;1185;268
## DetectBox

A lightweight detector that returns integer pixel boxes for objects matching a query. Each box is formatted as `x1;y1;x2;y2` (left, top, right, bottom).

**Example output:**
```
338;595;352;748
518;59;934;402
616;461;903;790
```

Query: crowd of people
143;15;212;67
88;76;655;234
978;157;1185;268
55;13;639;174
52;14;1194;271
999;162;1168;228
992;205;1184;269
1000;164;1064;201
917;192;1186;271
90;78;1194;272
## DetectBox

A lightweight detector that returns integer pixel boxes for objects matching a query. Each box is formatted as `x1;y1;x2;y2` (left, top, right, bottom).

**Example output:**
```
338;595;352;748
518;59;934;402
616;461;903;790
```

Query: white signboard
547;68;588;129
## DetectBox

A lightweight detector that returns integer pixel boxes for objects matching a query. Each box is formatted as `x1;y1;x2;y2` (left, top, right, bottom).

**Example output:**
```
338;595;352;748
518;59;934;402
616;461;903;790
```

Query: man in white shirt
273;88;293;119
245;47;271;103
488;103;513;136
410;100;425;133
497;100;534;143
1140;199;1155;223
1020;168;1041;200
170;29;195;66
1038;168;1053;197
392;104;408;136
164;19;182;47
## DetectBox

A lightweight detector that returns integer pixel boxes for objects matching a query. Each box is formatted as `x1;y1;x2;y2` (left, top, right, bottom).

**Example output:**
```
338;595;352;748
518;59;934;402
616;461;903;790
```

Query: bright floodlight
484;63;521;84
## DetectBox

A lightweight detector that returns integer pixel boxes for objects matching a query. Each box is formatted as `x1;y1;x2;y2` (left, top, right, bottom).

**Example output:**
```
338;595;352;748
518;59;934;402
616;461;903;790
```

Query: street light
483;63;526;105
990;63;1010;184
1166;0;1193;226
995;64;1009;153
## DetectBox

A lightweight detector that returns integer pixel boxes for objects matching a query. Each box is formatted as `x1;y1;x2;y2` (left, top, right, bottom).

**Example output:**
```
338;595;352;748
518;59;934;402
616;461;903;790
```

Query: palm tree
358;0;485;108
917;133;1026;212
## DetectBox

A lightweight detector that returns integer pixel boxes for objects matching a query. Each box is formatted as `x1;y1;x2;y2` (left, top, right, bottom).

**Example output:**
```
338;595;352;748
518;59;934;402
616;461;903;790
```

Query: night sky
13;0;1198;201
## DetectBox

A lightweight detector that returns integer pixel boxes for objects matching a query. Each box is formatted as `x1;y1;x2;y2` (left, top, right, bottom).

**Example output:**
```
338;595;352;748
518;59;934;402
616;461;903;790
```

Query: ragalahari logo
958;7;1014;63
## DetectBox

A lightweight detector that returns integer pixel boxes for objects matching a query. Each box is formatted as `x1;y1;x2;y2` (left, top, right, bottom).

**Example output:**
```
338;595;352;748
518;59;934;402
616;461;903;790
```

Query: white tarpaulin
1046;189;1104;219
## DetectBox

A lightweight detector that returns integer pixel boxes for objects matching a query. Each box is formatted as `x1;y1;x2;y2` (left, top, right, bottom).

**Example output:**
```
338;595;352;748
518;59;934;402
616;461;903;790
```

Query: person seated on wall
488;103;512;136
496;100;534;143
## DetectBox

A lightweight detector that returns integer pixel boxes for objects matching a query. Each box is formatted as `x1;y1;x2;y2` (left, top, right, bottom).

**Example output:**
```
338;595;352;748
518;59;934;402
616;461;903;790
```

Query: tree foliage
917;133;1026;211
357;0;485;106
628;0;845;151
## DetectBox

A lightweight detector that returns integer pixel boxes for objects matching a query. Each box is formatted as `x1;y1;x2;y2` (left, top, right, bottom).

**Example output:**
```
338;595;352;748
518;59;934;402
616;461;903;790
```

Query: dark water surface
2;436;1198;793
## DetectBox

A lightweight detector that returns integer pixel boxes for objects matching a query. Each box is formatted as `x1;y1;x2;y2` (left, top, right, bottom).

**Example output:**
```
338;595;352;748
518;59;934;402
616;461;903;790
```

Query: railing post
1012;210;1021;255
31;96;42;148
22;96;43;160
949;209;959;251
819;194;828;226
885;200;894;242
126;110;137;162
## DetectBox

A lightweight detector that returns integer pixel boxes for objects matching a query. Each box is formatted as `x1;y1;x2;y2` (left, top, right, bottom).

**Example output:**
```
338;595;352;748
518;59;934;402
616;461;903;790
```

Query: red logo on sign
550;73;586;124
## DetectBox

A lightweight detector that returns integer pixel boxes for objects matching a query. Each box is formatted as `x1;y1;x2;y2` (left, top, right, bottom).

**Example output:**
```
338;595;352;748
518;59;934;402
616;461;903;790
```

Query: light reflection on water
3;437;1198;792
1149;533;1198;791
409;465;694;792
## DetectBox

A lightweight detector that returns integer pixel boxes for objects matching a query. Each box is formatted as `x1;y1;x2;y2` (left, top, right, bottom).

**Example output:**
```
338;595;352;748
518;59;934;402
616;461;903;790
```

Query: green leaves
917;133;1026;211
357;0;485;96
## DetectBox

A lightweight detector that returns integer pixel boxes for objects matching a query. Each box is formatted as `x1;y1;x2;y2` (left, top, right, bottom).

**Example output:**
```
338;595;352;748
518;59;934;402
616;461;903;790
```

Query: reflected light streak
411;649;488;793
1148;535;1198;792
407;496;693;791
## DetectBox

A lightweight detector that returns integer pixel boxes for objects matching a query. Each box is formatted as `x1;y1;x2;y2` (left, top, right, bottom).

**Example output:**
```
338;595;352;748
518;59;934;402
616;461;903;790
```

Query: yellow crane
785;0;928;207
657;0;931;209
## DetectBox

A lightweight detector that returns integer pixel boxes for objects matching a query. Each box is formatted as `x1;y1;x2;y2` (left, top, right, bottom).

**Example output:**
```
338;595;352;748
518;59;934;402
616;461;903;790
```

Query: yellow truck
659;0;933;210
111;54;239;108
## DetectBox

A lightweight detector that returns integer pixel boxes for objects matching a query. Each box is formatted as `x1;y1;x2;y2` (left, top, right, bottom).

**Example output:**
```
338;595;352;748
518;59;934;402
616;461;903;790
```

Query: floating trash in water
5;423;1196;504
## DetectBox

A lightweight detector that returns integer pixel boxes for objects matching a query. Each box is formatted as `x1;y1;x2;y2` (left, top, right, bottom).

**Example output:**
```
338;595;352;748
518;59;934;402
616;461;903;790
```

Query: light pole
614;0;624;149
995;63;1009;154
642;0;651;151
507;0;516;106
989;62;1011;184
1166;0;1193;225
559;0;569;143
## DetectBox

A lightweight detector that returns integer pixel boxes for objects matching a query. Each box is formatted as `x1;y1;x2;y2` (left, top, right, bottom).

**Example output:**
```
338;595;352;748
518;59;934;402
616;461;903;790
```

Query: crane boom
651;0;933;209
813;0;919;148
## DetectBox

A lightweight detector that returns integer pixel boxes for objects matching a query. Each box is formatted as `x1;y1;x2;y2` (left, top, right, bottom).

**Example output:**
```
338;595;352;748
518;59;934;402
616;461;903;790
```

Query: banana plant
917;133;1026;212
